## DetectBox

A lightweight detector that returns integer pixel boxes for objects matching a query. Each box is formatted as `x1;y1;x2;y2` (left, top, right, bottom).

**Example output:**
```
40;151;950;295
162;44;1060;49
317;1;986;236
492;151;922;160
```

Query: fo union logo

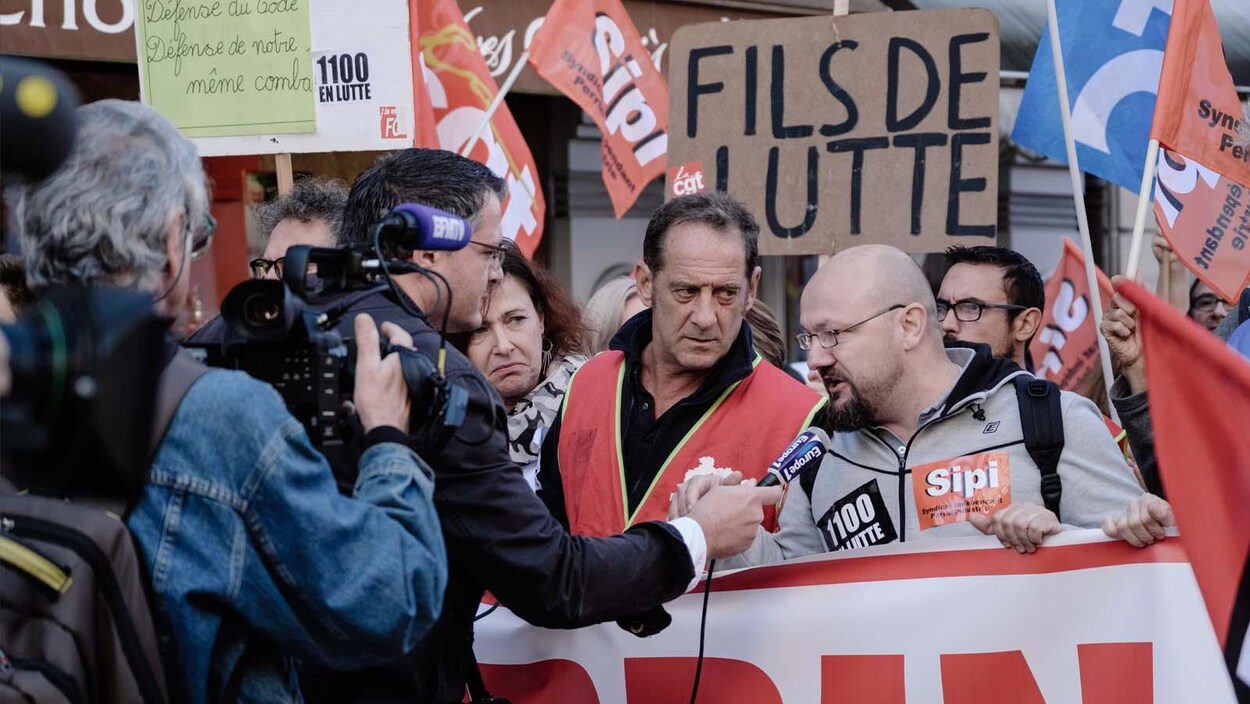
668;161;706;197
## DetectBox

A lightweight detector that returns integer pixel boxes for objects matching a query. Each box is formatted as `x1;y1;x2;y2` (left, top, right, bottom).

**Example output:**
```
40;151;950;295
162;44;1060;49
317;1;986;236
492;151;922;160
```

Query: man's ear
1014;307;1043;344
745;266;761;312
164;215;184;275
899;304;929;351
412;247;441;269
635;260;655;307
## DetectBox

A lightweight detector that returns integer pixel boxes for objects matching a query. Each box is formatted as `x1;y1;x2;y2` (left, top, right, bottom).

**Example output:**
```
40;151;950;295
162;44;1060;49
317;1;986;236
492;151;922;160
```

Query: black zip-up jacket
538;309;758;526
304;291;694;703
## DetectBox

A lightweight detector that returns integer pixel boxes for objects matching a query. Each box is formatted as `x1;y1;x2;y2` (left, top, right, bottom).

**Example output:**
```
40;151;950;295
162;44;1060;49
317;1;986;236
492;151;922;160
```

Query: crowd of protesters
3;98;1250;704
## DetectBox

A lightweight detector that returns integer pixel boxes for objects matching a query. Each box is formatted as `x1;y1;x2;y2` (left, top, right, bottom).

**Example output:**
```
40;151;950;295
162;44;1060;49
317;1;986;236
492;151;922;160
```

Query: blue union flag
1012;0;1172;190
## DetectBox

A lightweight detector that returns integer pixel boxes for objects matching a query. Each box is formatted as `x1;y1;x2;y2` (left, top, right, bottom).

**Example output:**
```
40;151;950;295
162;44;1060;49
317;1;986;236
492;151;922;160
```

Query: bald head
800;245;959;435
805;245;937;325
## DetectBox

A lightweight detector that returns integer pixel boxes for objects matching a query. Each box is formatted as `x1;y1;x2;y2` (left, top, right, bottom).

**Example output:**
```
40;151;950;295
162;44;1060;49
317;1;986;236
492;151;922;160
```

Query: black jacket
538;309;758;526
307;291;695;703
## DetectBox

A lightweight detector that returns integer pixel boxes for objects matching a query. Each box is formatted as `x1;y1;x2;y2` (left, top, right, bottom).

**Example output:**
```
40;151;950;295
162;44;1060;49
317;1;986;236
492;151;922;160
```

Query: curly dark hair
256;177;348;243
485;243;587;359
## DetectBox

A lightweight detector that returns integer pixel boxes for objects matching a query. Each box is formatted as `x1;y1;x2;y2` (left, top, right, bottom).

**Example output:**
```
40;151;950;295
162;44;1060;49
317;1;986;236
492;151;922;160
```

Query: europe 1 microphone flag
757;428;832;488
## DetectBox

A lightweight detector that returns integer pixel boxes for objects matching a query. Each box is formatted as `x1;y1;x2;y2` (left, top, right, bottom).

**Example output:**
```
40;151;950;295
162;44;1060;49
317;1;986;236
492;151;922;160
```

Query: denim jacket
126;368;447;703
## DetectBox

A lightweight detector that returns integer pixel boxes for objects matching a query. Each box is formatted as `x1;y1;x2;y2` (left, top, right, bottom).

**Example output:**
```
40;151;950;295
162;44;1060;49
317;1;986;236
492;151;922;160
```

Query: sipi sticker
912;451;1012;530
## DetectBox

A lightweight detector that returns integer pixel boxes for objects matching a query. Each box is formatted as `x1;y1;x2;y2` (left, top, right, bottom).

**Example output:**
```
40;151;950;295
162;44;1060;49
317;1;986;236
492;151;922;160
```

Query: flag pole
1125;139;1161;280
461;49;530;157
1045;0;1121;424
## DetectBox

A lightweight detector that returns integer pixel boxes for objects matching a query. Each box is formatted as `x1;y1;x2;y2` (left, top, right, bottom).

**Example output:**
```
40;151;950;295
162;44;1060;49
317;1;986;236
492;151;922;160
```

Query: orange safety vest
556;351;826;537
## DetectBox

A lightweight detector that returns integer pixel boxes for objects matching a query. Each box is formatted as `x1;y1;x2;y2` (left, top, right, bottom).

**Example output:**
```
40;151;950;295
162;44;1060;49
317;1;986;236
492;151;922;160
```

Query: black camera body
191;243;468;487
0;286;168;501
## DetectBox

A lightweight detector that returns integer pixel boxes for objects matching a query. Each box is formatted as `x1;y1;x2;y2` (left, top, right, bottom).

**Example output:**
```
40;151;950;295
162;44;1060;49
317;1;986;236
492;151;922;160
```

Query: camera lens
241;293;283;330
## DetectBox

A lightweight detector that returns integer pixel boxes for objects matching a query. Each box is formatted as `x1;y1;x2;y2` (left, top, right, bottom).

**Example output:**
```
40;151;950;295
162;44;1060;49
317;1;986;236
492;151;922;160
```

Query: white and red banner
474;532;1237;702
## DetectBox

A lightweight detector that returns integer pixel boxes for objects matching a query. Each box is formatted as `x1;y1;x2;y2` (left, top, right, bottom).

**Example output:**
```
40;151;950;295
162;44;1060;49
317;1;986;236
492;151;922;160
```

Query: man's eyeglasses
1190;293;1227;314
796;304;905;350
190;213;216;260
935;298;1026;323
249;257;284;279
468;239;507;266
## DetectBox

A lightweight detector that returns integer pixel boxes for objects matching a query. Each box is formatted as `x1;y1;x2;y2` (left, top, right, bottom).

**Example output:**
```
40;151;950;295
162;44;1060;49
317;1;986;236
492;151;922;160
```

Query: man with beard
937;245;1132;459
673;245;1143;560
936;246;1043;371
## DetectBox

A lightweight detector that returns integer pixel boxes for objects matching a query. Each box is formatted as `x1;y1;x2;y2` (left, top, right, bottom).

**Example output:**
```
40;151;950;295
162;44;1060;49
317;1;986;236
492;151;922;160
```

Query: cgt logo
668;162;706;197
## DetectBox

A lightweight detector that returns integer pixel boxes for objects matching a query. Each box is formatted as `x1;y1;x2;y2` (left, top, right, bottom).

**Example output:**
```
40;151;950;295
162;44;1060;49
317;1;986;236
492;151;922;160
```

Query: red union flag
409;0;545;256
1149;0;1250;301
1029;238;1114;395
528;0;669;217
1119;280;1250;697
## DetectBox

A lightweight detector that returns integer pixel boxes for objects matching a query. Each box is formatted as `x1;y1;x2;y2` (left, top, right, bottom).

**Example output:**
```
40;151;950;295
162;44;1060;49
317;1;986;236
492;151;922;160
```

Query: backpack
0;349;207;704
800;375;1066;520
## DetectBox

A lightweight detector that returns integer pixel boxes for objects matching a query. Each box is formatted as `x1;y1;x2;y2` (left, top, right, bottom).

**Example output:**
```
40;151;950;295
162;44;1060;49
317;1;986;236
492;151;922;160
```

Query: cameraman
7;100;449;704
334;148;779;702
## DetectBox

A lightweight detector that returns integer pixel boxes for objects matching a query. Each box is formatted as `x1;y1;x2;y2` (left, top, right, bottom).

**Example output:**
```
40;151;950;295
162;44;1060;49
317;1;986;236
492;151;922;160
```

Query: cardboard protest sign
667;9;1000;256
136;0;417;155
136;0;316;137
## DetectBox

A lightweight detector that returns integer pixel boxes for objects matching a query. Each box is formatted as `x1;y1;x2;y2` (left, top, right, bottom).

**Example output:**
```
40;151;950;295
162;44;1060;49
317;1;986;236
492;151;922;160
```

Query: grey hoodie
728;346;1144;567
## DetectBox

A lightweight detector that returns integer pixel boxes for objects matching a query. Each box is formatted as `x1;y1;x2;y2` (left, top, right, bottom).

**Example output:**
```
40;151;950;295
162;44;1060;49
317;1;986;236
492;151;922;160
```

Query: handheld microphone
375;203;473;253
757;427;832;488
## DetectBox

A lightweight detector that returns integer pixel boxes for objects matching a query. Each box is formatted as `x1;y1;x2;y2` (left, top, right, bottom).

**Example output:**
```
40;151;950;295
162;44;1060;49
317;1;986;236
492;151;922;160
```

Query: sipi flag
1149;0;1250;302
1029;238;1114;395
527;0;668;218
408;0;545;257
1118;280;1250;698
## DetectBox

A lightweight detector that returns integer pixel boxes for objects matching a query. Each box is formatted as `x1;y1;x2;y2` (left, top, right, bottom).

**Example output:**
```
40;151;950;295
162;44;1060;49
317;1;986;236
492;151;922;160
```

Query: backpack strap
799;456;821;500
1012;376;1065;521
149;348;209;460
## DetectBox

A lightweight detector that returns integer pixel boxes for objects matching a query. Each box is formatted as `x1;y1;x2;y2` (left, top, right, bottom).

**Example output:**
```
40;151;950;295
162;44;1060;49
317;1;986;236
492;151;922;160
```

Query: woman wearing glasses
455;243;588;490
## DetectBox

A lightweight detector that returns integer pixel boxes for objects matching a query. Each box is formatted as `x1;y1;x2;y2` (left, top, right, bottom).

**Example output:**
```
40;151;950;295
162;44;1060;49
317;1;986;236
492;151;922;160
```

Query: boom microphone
757;428;832;488
375;202;473;253
0;56;79;182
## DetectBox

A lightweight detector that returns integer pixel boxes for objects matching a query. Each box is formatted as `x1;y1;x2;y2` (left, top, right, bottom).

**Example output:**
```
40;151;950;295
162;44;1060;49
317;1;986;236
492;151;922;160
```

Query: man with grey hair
5;100;448;704
248;176;347;280
674;244;1143;562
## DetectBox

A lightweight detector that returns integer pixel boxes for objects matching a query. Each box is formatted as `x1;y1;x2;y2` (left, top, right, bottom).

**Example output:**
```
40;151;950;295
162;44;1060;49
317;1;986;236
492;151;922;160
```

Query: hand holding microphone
671;428;832;558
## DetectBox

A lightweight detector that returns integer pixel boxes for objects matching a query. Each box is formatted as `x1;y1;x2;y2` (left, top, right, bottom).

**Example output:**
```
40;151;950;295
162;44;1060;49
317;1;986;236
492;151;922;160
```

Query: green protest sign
137;0;316;137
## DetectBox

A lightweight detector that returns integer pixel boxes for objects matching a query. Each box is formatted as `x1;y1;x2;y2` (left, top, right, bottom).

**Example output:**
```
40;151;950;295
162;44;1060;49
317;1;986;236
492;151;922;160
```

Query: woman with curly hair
459;243;588;489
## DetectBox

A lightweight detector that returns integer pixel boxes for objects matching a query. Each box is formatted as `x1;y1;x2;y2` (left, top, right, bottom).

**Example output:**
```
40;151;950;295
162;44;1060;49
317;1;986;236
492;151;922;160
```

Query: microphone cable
689;558;716;704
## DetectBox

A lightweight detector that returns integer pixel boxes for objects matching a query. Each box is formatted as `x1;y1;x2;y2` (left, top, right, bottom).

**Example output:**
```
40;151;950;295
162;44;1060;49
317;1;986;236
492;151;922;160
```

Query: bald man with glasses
673;244;1143;563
